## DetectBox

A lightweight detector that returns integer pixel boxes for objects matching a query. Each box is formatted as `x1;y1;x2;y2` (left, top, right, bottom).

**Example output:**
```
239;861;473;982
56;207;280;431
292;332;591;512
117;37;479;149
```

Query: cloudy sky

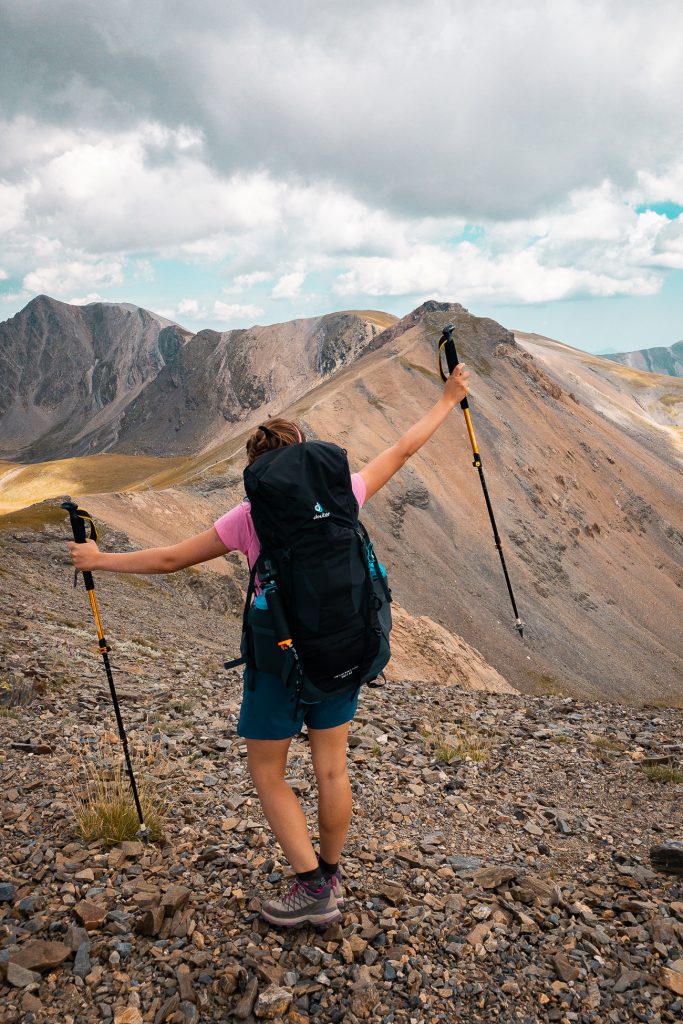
1;0;682;352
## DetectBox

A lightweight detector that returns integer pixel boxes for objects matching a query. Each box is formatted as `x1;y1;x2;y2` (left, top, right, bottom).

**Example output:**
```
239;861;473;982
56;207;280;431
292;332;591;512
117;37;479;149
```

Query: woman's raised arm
359;363;470;500
67;526;230;575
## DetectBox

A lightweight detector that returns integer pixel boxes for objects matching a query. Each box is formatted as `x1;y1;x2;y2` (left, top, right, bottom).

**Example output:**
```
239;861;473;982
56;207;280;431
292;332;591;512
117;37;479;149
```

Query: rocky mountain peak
0;299;398;461
0;296;194;462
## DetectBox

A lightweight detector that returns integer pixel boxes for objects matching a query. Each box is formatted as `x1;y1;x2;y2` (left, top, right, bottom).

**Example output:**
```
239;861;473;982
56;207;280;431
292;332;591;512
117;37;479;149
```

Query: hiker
67;362;470;926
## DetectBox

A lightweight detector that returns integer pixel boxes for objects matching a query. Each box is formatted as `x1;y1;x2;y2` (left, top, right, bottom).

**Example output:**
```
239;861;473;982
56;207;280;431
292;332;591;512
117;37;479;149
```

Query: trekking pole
438;324;525;638
61;501;150;841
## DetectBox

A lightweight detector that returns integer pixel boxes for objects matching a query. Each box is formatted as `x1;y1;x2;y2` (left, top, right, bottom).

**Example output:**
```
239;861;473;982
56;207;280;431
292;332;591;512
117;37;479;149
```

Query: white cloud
645;216;683;269
270;271;305;300
0;180;28;234
635;160;683;204
362;182;681;304
133;259;155;281
23;259;124;296
1;0;682;325
212;301;263;321
5;1;682;220
69;292;104;305
163;298;264;324
0;269;8;281
225;271;272;293
177;298;200;316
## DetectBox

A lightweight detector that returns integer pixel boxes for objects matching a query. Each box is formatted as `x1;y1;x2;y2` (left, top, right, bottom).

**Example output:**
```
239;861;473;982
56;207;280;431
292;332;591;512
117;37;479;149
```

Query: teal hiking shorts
237;668;360;741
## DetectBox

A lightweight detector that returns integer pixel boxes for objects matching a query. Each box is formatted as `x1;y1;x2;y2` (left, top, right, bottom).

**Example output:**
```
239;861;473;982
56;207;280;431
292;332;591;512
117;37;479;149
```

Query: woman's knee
308;724;350;786
246;739;290;789
313;759;349;787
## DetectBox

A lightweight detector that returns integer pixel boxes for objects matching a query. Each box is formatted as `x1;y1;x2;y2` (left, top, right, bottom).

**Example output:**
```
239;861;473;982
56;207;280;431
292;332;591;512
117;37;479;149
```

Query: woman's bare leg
246;737;318;873
308;722;353;864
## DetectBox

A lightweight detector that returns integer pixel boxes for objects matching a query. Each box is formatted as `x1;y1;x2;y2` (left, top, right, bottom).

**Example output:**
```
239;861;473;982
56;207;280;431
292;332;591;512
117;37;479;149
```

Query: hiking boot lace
281;879;316;910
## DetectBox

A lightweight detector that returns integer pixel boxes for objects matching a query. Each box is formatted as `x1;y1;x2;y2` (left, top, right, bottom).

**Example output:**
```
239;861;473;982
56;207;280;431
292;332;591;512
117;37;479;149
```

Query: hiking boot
261;877;341;928
318;859;345;907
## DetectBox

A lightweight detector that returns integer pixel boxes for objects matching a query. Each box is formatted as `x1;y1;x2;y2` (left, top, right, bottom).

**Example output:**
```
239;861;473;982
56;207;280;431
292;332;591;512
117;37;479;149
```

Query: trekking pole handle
438;323;469;410
62;500;96;591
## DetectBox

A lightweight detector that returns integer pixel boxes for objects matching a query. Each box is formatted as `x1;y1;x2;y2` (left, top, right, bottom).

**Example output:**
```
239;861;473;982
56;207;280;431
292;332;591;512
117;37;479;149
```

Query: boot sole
260;906;342;928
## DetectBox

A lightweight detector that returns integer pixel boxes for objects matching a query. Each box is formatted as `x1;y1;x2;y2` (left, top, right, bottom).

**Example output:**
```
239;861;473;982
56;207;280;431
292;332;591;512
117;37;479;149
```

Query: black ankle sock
318;855;339;877
296;866;324;888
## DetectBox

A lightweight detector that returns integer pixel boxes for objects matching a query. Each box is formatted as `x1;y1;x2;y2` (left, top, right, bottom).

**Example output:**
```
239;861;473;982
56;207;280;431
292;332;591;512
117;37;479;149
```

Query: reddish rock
176;964;195;1003
552;951;580;982
254;985;292;1019
114;1009;144;1024
7;961;41;988
466;922;492;946
108;842;145;870
661;960;683;996
21;993;43;1014
11;939;71;973
161;884;190;917
233;977;258;1019
74;900;108;930
472;865;518;889
137;905;165;937
118;840;145;858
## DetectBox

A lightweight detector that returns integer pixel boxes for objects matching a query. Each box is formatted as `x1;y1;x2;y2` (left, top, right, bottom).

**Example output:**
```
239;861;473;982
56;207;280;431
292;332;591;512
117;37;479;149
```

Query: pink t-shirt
214;472;367;568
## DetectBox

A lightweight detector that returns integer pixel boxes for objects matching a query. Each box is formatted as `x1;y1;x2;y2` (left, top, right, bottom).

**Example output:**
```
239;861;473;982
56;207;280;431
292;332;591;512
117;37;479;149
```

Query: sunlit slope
515;331;683;452
0;454;190;515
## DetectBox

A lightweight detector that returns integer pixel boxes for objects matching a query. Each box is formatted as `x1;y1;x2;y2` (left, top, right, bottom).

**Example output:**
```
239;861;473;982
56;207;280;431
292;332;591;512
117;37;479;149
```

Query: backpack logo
313;501;330;520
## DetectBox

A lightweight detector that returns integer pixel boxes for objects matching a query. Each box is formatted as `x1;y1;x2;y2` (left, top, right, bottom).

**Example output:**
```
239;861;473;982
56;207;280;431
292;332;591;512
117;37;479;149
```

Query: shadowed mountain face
0;297;395;461
0;295;192;461
115;310;393;455
603;340;683;377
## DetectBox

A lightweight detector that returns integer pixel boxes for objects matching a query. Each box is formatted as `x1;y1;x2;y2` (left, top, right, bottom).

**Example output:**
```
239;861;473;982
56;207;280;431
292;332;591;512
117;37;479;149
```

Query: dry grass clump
419;721;491;764
69;732;173;845
588;735;623;765
528;672;564;696
0;676;34;710
642;765;683;785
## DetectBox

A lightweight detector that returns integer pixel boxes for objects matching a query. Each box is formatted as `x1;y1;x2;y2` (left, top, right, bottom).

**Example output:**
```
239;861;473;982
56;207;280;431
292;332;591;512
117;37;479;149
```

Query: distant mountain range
0;295;395;461
602;340;682;376
1;296;681;705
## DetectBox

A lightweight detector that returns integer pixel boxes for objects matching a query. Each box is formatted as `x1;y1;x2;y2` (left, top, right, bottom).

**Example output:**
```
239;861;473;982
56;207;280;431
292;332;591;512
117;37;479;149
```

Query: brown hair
245;417;304;465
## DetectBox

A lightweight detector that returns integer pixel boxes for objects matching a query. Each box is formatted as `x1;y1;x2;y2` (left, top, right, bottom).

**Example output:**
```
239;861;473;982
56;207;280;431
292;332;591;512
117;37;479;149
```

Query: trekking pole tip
515;619;525;638
136;824;152;844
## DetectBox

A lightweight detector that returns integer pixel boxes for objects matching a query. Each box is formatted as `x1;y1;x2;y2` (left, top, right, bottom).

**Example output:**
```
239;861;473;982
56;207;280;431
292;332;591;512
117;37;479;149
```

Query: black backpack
225;440;392;714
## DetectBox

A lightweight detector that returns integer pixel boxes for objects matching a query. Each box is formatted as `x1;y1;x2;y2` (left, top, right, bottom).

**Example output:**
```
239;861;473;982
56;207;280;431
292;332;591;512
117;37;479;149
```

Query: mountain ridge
602;339;683;377
0;296;397;462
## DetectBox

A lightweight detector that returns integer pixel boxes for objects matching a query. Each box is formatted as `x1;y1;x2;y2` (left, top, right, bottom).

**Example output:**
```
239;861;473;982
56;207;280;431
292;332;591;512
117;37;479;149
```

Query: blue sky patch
635;201;683;219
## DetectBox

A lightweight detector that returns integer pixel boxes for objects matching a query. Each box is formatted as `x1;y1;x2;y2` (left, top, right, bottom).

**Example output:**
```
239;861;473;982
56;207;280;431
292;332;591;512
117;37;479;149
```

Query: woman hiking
67;363;470;927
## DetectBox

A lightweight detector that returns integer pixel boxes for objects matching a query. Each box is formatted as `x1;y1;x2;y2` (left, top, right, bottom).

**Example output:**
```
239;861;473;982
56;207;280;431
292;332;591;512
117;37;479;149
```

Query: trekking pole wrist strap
438;324;468;411
61;500;98;591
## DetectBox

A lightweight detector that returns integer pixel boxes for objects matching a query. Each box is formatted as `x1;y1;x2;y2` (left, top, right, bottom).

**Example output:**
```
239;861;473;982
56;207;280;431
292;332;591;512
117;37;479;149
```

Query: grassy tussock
419;722;491;764
0;676;35;709
642;765;683;785
69;734;173;845
528;672;565;696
